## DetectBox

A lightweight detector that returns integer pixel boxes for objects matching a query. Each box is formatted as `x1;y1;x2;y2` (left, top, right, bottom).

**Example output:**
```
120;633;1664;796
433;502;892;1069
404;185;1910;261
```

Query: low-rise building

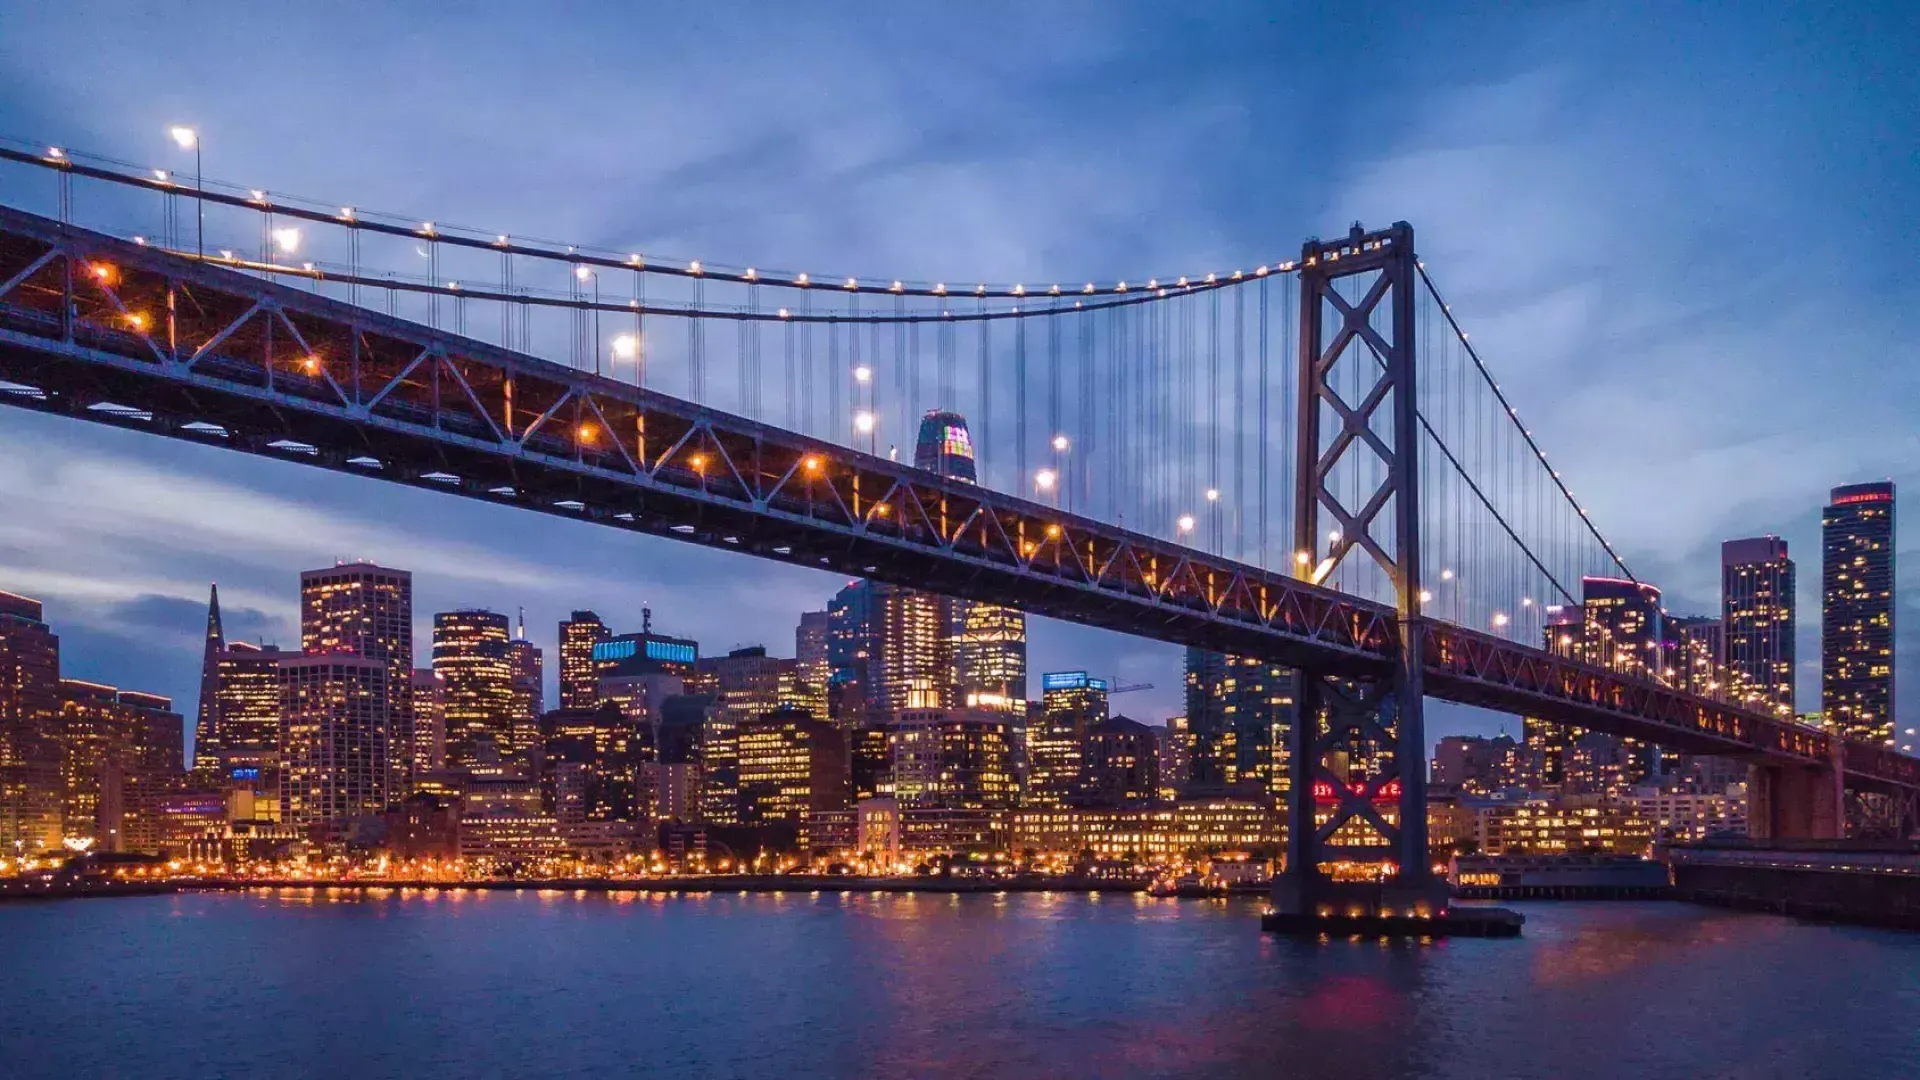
1010;798;1281;863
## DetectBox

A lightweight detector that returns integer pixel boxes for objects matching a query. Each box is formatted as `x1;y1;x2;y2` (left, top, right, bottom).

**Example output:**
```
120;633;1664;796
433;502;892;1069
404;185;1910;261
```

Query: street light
1034;468;1058;506
854;411;876;452
612;333;640;362
1176;513;1195;535
270;227;301;256
167;125;202;257
853;365;872;383
1051;434;1069;452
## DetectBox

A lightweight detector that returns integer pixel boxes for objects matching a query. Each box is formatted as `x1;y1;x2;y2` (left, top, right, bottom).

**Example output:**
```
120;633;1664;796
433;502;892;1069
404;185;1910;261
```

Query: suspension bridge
0;139;1912;925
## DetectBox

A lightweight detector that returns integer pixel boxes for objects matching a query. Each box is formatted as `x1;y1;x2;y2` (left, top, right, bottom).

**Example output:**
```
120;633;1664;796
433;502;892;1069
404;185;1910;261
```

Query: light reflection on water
2;893;1916;1079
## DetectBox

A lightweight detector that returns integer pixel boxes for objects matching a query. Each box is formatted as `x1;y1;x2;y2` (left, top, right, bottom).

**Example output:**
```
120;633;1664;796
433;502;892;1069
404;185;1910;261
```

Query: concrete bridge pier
1748;744;1845;841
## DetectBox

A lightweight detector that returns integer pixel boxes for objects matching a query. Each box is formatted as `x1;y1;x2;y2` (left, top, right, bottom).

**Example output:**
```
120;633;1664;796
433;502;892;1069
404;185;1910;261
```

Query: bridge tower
1274;222;1447;921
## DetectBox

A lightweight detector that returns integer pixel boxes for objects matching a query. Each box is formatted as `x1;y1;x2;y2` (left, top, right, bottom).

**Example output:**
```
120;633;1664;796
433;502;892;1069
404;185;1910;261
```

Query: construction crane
1106;680;1154;695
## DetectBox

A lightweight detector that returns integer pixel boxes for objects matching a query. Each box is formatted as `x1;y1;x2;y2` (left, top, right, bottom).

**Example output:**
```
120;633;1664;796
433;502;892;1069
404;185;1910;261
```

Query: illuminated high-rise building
431;609;516;771
890;707;1012;811
796;610;831;701
541;702;651;823
210;641;297;776
0;589;64;853
1822;482;1897;748
279;654;392;828
1530;578;1665;794
57;681;182;852
1158;715;1192;797
955;602;1027;714
1721;537;1795;711
1078;715;1160;808
192;583;225;780
910;409;1026;719
1026;671;1107;807
411;668;446;775
826;581;873;723
59;679;134;845
1183;649;1294;797
508;613;545;765
870;582;954;713
736;706;849;827
300;562;413;794
558;610;611;710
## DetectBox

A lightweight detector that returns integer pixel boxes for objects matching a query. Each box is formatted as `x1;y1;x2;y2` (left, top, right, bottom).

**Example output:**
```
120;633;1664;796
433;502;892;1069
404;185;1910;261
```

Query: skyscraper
431;609;516;771
558;610;611;710
826;581;873;724
192;583;225;780
0;589;63;853
1183;649;1294;797
1722;537;1795;711
300;562;413;794
210;641;297;775
411;668;446;774
869;582;953;713
508;613;545;766
279;654;392;828
1027;671;1108;807
796;610;831;696
910;410;1027;717
1823;482;1897;747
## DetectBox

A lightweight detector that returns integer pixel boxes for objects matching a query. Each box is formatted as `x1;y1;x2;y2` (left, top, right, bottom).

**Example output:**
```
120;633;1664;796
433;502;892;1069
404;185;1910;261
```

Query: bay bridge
0;138;1912;922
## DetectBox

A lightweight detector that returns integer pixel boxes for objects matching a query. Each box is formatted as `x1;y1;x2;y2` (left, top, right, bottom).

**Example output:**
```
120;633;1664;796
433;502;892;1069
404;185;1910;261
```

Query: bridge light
1492;612;1510;628
845;277;858;289
688;454;706;472
577;423;597;443
612;334;640;361
420;222;435;236
339;207;354;221
1046;524;1061;538
271;227;301;255
853;365;872;383
1521;597;1534;607
168;126;198;150
124;312;149;331
1052;434;1069;452
89;262;116;284
1176;514;1195;534
1034;469;1058;492
1205;488;1219;502
46;147;64;160
875;503;890;516
853;411;876;434
690;260;704;275
803;455;822;472
153;169;170;183
219;250;234;261
1328;529;1342;543
1440;568;1455;581
777;308;791;319
1295;551;1311;566
302;355;320;374
1418;590;1432;603
575;265;593;282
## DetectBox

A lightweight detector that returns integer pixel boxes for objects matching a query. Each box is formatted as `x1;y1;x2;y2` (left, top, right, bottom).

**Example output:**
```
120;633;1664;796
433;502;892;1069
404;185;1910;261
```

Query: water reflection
1;893;1916;1079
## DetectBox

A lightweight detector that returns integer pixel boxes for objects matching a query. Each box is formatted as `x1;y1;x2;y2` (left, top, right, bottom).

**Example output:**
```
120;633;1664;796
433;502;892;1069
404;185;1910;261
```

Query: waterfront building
300;562;413;795
1077;715;1161;808
558;610;611;710
278;654;392;829
1822;482;1897;747
1026;672;1107;807
57;680;180;850
891;707;1013;812
431;609;516;772
1009;798;1283;863
825;581;872;723
209;641;295;779
736;706;849;835
1722;537;1796;710
1625;783;1748;842
0;590;63;853
851;723;893;801
1468;795;1654;857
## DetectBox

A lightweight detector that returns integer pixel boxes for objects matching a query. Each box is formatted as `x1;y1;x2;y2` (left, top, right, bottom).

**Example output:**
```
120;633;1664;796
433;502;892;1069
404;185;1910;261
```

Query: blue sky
0;3;1914;745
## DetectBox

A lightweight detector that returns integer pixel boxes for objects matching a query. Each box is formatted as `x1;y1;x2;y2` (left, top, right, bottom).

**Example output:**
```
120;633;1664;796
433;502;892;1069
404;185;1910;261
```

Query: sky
0;2;1915;749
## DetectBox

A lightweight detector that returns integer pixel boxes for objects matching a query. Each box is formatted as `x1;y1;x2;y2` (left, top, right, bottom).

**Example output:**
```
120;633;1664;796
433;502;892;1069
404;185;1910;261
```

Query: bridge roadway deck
0;206;1912;792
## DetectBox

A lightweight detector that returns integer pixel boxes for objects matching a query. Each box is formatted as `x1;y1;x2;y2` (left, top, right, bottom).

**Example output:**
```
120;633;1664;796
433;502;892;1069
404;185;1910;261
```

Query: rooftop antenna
643;603;653;635
515;606;526;640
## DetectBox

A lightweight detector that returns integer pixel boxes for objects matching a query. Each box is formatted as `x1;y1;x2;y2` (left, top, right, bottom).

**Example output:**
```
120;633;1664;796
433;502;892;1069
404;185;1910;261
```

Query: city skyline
0;6;1916;745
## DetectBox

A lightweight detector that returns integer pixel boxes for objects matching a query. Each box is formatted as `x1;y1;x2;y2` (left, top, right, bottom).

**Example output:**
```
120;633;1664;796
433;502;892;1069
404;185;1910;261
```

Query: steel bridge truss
0;206;1912;806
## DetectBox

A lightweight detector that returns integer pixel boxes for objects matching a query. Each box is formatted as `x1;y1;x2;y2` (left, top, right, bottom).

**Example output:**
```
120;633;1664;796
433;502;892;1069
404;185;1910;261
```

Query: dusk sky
0;3;1914;747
